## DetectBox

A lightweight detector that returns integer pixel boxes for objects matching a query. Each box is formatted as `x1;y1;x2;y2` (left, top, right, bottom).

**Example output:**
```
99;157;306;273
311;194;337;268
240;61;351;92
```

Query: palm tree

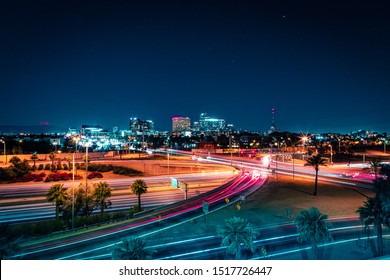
216;216;257;259
357;179;390;257
49;152;56;171
46;183;67;220
30;153;38;170
294;207;331;259
65;155;72;171
111;236;153;260
93;181;112;213
304;154;327;196
130;179;147;211
369;158;382;181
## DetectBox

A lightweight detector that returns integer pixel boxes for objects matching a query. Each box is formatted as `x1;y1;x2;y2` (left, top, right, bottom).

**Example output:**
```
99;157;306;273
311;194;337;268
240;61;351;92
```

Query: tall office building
268;108;278;135
199;113;226;133
129;117;154;135
172;117;191;133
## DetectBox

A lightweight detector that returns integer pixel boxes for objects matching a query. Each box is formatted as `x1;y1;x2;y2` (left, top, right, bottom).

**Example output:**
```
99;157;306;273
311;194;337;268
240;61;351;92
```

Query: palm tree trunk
138;194;142;210
101;201;104;213
55;203;59;220
376;222;383;256
236;244;241;260
312;244;319;259
314;170;318;196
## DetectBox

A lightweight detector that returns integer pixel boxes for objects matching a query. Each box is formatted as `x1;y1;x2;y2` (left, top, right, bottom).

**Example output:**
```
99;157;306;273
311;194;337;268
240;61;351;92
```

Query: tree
111;236;153;260
357;179;390;257
46;183;68;220
79;183;99;217
93;181;112;213
216;216;257;260
304;154;327;196
30;153;38;170
369;158;382;181
294;207;332;259
49;152;56;171
9;156;21;166
8;156;30;178
65;155;72;171
130;179;147;211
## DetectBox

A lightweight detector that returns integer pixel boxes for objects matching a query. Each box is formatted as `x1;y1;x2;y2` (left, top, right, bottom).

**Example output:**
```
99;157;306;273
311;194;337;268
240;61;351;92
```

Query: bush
112;166;142;176
87;172;103;179
0;167;15;181
9;172;46;183
57;163;62;170
63;164;68;170
44;172;80;182
38;164;44;170
15;219;66;237
44;164;51;170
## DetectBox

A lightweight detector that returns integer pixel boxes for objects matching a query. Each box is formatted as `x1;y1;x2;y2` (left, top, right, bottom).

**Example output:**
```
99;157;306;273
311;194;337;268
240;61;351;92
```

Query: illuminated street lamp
229;135;234;165
83;141;91;191
1;140;6;164
71;136;80;230
301;136;308;151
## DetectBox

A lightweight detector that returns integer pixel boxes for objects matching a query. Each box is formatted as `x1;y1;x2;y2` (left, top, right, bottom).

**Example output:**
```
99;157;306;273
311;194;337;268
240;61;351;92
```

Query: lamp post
329;144;333;165
384;138;387;154
1;140;6;164
292;146;295;180
229;135;233;165
84;141;91;191
72;151;75;229
71;136;80;229
301;136;308;156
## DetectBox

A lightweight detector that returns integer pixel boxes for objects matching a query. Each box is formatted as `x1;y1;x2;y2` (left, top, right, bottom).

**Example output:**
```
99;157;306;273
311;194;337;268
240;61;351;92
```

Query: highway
13;173;266;259
0;171;236;223
4;150;380;260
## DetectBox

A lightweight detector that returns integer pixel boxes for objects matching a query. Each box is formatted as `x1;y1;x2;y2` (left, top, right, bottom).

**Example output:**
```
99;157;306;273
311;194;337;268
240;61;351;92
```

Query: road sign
170;177;178;188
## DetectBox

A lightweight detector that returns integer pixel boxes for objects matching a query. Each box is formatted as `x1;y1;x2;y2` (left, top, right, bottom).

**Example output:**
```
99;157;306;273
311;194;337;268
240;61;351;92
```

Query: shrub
38;164;44;170
44;172;78;182
57;163;62;170
63;164;68;170
9;172;46;183
87;172;103;179
112;166;142;176
44;164;51;170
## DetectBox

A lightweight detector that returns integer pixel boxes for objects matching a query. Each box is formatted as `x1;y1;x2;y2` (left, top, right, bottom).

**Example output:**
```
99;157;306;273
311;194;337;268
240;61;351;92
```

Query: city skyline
1;1;389;133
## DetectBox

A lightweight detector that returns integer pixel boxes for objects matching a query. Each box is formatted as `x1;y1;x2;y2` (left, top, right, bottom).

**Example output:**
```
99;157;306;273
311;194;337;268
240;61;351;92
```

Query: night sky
1;0;389;133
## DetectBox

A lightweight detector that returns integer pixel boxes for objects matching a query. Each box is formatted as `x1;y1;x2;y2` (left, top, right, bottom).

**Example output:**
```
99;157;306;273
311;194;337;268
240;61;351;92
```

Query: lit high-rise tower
268;107;278;134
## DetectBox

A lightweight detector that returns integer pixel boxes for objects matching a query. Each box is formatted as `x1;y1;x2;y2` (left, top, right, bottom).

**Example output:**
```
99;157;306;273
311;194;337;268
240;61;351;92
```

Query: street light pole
329;144;333;165
1;140;6;164
292;147;295;180
229;136;233;165
85;143;89;191
72;151;75;229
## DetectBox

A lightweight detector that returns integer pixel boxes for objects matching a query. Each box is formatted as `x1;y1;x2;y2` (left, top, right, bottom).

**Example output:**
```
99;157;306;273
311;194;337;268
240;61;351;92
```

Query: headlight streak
16;176;263;259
